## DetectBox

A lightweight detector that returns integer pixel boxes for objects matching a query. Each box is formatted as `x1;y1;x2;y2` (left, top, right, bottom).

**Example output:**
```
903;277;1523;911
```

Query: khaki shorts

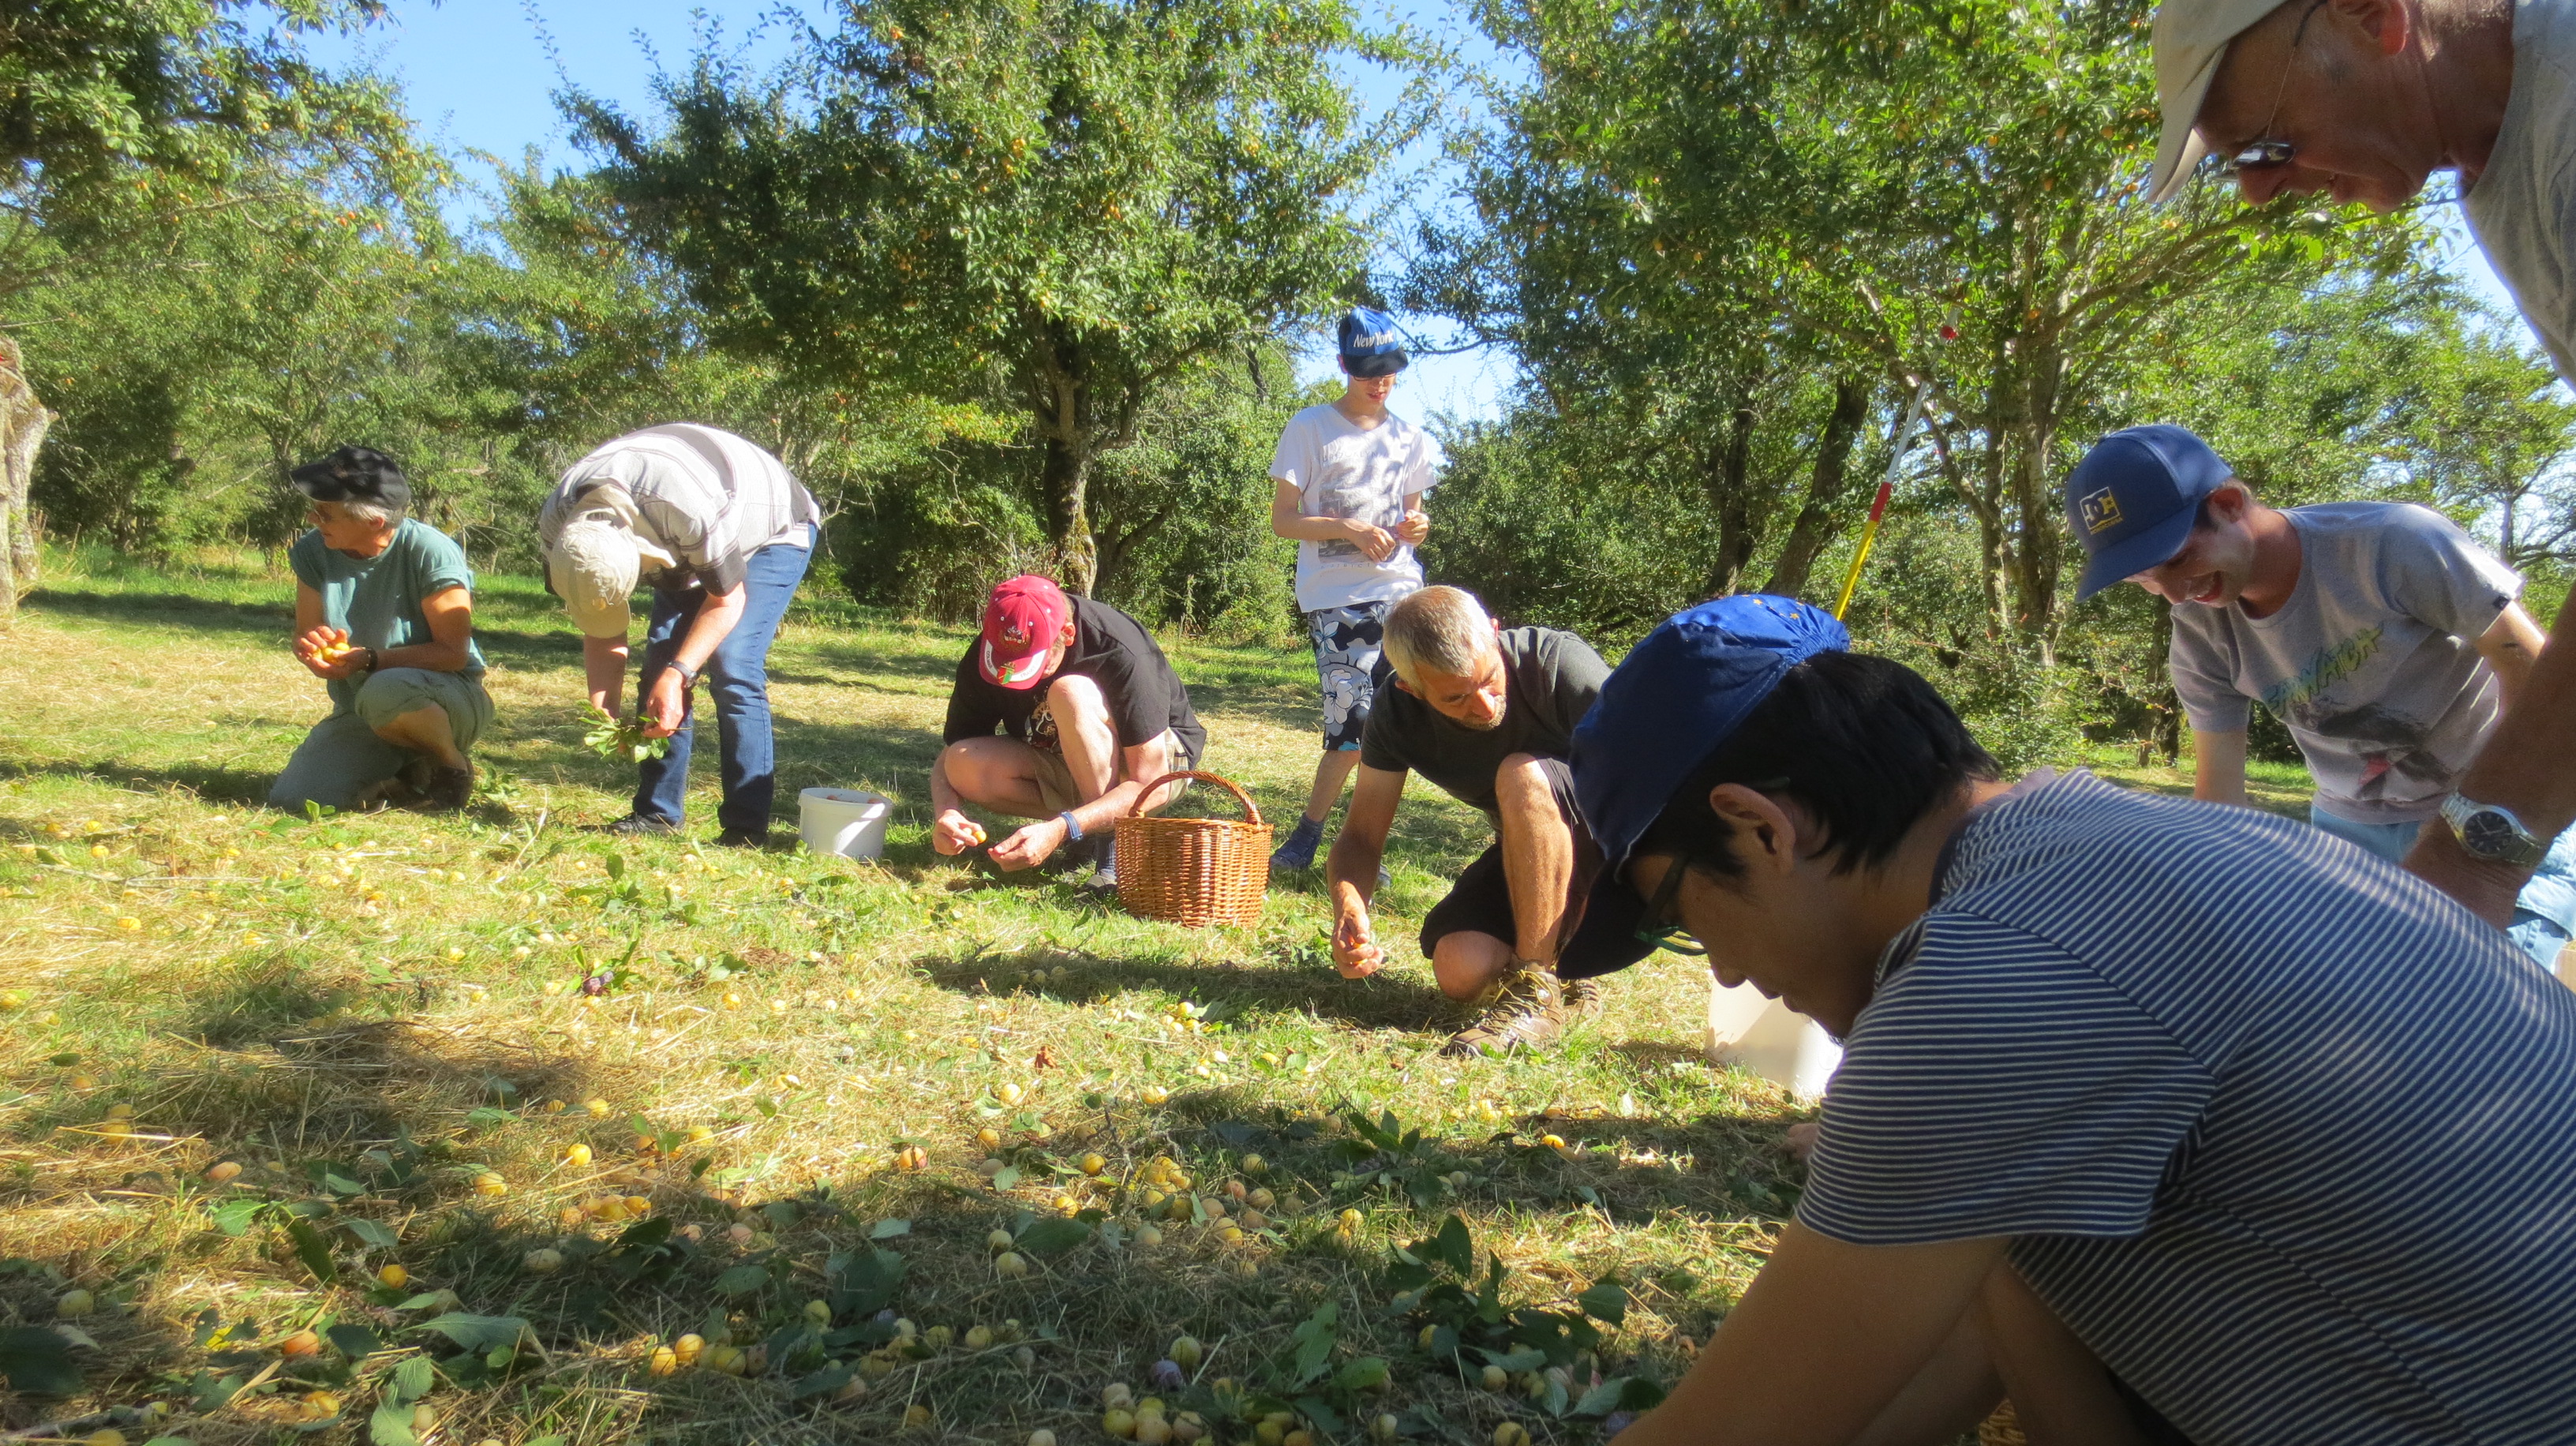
269;668;494;812
1028;729;1198;815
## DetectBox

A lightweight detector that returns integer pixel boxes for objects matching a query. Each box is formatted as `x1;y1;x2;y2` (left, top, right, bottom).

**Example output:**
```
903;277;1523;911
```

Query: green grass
0;550;1823;1446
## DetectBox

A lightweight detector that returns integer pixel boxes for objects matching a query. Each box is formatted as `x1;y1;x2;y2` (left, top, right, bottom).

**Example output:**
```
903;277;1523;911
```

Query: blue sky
311;0;1522;421
313;1;2541;425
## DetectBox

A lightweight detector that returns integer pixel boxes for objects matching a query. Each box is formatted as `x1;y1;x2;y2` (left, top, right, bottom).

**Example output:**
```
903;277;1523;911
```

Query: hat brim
979;640;1054;691
1342;353;1408;378
2075;502;2203;601
1557;867;1658;981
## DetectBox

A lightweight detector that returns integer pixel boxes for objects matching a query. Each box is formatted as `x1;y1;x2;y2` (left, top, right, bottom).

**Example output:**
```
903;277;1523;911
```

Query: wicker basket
1112;770;1271;928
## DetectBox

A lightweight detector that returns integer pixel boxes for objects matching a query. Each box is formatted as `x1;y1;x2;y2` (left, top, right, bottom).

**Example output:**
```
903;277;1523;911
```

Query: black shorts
1418;759;1595;959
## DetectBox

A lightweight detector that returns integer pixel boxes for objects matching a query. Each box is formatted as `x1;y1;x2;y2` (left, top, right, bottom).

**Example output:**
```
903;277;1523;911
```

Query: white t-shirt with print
1270;403;1444;612
2170;502;2522;826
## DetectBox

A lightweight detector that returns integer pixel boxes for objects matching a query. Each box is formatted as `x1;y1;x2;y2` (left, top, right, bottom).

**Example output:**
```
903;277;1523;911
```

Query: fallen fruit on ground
994;1250;1028;1277
279;1329;323;1357
648;1346;679;1377
564;1143;592;1167
672;1333;704;1365
377;1264;408;1290
522;1248;564;1274
204;1160;242;1185
54;1289;93;1317
472;1172;507;1197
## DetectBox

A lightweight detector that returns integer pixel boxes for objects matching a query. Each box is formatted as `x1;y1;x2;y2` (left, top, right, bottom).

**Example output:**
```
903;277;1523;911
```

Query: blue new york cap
1557;594;1850;980
2065;425;2233;601
1337;308;1408;377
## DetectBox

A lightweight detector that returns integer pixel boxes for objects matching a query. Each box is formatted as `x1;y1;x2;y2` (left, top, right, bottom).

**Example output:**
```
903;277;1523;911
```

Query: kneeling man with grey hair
537;423;821;846
1327;585;1612;1056
270;446;493;814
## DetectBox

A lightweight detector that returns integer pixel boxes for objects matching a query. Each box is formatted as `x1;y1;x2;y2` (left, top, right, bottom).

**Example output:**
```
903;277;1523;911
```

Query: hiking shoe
608;813;682;836
1270;815;1325;873
1440;967;1566;1059
421;763;474;813
714;827;769;849
1076;835;1120;895
1561;974;1603;1018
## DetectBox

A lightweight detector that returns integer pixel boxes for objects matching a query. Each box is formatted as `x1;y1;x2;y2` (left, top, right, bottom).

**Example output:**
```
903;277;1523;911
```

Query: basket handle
1128;770;1263;826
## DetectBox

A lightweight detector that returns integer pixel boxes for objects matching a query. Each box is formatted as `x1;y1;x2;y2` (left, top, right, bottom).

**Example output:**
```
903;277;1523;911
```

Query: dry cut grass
0;554;1813;1446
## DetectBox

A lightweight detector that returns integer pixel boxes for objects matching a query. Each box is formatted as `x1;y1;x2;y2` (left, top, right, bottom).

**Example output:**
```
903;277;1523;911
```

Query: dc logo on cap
2080;487;2125;534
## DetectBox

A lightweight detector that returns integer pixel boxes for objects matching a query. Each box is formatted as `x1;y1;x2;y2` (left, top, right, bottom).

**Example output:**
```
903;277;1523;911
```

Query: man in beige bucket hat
2150;0;2576;944
537;423;822;847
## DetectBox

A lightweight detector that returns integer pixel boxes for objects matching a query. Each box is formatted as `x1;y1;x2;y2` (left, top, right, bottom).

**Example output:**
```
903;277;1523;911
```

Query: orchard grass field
0;549;2313;1446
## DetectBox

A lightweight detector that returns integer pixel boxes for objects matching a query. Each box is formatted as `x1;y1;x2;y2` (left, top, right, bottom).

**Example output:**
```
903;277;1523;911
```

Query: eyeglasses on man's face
2210;0;2330;180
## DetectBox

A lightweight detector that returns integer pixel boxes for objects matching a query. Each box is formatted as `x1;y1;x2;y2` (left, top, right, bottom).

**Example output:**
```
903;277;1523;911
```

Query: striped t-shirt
1801;769;2576;1444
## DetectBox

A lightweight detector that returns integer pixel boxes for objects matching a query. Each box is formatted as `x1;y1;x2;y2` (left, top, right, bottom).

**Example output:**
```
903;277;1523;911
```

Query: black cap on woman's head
290;446;410;510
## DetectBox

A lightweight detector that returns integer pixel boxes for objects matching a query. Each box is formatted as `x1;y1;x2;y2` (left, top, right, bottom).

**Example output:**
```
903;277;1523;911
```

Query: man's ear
2207;481;2252;525
2334;0;2411;56
1057;618;1079;646
1391;675;1417;698
1706;783;1801;875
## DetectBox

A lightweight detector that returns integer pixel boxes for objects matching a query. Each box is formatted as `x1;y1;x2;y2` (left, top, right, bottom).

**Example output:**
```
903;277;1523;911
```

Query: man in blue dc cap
1561;594;2576;1445
2062;423;2575;968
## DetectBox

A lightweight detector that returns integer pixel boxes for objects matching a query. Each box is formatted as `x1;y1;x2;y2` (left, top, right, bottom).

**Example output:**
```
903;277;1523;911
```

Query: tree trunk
1703;392;1758;596
1762;376;1872;600
0;335;55;628
1039;433;1099;597
2151;599;2182;765
2006;347;2068;663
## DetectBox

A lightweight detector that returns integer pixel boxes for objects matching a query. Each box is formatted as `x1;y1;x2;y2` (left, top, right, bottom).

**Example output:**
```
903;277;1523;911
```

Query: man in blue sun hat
1265;307;1444;875
2063;422;2576;970
1563;594;2576;1446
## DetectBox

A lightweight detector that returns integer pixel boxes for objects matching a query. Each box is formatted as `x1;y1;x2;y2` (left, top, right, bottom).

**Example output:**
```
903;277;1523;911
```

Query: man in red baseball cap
930;575;1208;888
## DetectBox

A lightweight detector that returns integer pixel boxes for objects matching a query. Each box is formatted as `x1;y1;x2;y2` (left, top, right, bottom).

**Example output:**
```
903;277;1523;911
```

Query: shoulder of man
287;529;329;583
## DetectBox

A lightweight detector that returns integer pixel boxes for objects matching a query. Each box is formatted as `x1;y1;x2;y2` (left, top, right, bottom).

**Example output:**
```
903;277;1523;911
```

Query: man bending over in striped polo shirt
1556;594;2576;1446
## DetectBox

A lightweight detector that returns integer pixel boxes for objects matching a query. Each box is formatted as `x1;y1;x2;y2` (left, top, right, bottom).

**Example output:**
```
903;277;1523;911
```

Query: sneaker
1561;974;1603;1018
1439;967;1566;1059
608;814;681;836
421;763;474;812
1076;834;1120;894
1270;815;1325;874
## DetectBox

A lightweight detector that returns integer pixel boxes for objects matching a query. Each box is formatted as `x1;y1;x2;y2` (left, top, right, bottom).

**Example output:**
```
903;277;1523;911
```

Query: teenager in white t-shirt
1266;309;1447;872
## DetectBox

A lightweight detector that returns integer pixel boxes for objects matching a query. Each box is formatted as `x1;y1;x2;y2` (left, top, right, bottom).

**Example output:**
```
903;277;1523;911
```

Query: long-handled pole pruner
1832;373;1937;621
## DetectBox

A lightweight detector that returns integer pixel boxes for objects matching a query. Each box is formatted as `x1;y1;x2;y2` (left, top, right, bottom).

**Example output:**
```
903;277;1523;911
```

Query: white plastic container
799;788;890;861
1705;979;1844;1102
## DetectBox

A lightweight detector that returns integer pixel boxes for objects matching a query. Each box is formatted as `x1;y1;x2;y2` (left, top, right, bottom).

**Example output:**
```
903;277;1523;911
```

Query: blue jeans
633;530;812;834
2309;803;2576;970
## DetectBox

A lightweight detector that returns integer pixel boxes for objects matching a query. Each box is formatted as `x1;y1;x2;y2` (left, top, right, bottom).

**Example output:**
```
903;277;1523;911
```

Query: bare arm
376;586;474;673
2191;728;2248;806
2475;602;2547;709
1271;478;1397;561
583;634;631;716
291;584;471;678
1325;765;1406;977
1058;737;1179;840
2405;605;2576;925
1618;1224;2008;1446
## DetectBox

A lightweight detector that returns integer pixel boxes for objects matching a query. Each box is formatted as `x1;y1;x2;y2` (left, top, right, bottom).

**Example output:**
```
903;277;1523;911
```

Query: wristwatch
669;660;699;690
2439;792;2550;867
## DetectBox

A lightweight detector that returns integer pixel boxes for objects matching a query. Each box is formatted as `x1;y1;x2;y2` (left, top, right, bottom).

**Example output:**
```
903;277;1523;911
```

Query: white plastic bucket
799;788;890;861
1705;979;1844;1102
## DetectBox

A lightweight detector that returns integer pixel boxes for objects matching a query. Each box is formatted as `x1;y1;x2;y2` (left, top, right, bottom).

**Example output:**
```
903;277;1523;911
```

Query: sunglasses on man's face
1633;855;1709;958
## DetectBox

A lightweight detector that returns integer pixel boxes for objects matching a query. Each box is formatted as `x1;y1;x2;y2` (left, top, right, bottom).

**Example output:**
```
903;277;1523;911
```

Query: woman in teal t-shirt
268;447;495;813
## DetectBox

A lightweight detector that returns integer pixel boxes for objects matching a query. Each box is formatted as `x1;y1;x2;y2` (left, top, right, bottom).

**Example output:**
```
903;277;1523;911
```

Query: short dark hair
1631;650;1997;884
